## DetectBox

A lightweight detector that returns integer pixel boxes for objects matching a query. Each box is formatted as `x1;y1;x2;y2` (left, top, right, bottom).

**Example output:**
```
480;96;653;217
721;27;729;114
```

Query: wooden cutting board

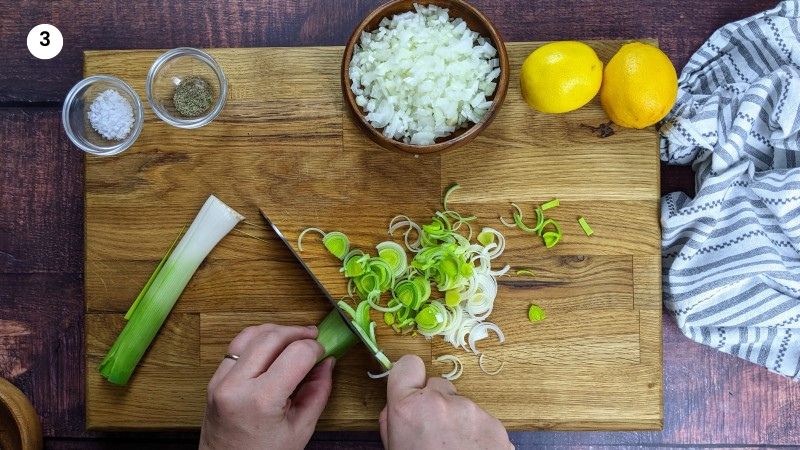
84;40;662;430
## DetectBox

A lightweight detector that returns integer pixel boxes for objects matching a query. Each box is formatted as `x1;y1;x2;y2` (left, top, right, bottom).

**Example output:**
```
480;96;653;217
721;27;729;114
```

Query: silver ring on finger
223;353;240;362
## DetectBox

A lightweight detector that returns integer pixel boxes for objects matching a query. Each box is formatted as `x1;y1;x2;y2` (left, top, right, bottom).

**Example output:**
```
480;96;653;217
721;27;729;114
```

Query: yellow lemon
600;42;678;128
520;41;603;114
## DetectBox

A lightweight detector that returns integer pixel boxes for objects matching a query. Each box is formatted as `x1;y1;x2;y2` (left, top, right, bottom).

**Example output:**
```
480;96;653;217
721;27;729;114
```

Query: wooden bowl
341;0;510;155
0;378;42;450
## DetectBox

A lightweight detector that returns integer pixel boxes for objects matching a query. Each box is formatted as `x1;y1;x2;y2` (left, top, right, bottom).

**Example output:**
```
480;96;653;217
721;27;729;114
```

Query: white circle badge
27;24;63;60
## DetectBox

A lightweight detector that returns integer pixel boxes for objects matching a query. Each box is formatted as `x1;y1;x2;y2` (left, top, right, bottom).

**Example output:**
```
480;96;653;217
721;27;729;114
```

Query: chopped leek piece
459;261;474;278
442;183;460;211
323;232;350;259
343;255;367;277
393;280;417;307
507;203;542;234
578;217;594;236
516;269;535;277
412;276;432;305
533;207;545;231
337;300;357;319
297;227;325;252
514;214;539;234
440;254;460;277
478;353;505;376
416;305;443;328
445;289;460;307
499;215;516;228
367;292;403;313
539;219;562;248
351;320;379;353
338;299;392;370
416;301;447;335
99;195;244;385
541;198;560;211
350;320;392;370
477;230;495;246
367;257;394;292
368;321;377;343
528;304;546;322
376;241;408;277
415;305;440;330
374;351;392;370
543;231;561;248
305;184;514;379
355;300;371;330
436;354;464;381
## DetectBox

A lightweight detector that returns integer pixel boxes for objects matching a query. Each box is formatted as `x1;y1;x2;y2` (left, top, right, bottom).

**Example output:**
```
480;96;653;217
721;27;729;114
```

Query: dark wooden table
2;1;797;448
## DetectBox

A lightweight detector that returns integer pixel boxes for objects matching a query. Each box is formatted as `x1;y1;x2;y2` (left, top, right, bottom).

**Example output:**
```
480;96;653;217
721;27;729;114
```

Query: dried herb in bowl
173;76;214;118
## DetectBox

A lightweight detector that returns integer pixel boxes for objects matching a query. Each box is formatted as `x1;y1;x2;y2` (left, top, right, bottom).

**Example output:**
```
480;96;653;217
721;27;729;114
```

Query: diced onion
349;4;500;145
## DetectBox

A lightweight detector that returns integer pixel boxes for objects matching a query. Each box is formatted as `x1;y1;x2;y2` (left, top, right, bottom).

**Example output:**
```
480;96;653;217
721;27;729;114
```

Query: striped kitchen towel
660;0;800;379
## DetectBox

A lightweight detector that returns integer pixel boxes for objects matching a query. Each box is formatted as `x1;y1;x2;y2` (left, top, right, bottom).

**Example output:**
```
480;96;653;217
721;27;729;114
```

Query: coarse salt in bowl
62;75;144;156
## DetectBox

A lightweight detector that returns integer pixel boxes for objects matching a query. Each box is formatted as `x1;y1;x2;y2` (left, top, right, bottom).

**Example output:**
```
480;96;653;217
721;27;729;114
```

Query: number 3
40;31;50;46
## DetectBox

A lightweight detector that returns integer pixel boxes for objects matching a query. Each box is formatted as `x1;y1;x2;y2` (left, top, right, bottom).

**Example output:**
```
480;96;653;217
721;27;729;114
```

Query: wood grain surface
83;41;661;431
0;377;43;450
3;0;799;448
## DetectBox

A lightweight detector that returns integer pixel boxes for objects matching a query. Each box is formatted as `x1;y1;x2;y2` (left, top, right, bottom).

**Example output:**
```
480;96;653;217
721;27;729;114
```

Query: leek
477;230;495;246
578;217;594;236
316;309;358;360
502;202;562;248
540;198;560;211
436;354;464;381
478;353;504;375
323;232;350;259
99;195;244;385
528;304;546;322
302;184;515;377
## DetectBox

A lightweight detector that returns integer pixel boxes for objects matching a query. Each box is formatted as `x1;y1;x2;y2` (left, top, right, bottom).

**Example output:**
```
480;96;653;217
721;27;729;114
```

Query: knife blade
262;212;391;371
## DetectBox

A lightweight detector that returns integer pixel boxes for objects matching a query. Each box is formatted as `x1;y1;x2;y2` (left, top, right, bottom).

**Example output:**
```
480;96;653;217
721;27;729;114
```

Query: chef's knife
262;212;391;371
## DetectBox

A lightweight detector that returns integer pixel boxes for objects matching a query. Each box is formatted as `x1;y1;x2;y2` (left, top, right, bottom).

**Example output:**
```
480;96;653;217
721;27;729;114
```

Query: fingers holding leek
201;323;336;449
228;325;320;381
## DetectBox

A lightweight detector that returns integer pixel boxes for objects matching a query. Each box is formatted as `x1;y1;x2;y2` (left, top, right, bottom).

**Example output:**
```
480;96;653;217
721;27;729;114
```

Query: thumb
387;354;426;403
288;357;335;428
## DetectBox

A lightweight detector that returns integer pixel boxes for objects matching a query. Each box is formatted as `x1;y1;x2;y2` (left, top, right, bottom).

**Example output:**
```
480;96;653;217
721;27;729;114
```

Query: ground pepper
173;76;214;117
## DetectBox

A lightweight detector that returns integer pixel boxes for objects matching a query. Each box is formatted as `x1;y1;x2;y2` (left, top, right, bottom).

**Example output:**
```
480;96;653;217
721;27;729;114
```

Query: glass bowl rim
61;74;145;156
145;47;228;129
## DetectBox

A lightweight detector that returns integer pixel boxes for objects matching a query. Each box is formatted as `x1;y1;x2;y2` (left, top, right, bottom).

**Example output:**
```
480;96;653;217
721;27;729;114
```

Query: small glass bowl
62;75;144;156
146;48;227;129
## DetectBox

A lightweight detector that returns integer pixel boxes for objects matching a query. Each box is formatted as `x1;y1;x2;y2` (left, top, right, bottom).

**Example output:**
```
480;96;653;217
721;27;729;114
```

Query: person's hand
379;354;513;450
199;324;334;450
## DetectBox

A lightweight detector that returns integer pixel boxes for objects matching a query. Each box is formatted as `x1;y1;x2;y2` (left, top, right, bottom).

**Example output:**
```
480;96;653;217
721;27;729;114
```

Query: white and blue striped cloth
660;0;800;380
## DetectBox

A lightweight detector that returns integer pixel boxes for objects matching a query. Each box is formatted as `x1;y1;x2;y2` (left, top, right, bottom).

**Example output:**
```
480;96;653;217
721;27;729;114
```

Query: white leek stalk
100;195;244;385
